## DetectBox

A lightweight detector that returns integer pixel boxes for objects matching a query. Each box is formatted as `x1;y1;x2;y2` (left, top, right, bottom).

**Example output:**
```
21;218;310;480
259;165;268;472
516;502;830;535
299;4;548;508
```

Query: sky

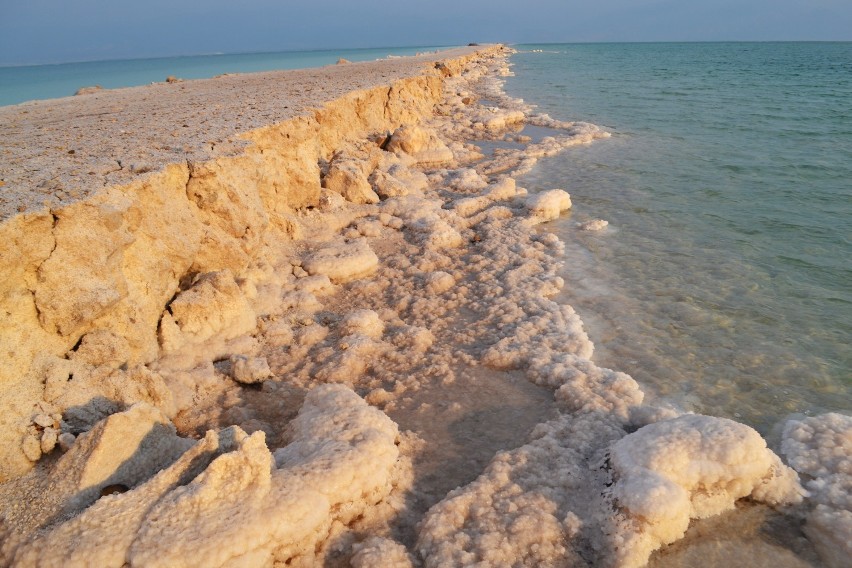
1;0;851;65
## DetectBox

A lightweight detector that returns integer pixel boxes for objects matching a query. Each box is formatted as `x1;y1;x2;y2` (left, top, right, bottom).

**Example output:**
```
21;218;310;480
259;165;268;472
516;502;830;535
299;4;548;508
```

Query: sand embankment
0;46;492;481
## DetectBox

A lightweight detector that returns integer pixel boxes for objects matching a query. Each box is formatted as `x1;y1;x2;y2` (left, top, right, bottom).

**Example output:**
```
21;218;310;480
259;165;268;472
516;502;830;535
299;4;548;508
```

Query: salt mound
526;189;572;223
340;309;385;339
608;414;805;568
782;413;852;568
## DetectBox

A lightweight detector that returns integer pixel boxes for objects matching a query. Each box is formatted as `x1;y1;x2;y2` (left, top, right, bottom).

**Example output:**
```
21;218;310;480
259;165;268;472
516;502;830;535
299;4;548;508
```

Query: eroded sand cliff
0;47;478;480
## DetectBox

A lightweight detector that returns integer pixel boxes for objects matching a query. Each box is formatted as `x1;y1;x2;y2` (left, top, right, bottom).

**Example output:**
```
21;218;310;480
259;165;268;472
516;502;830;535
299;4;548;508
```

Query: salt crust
4;385;399;567
782;413;852;568
0;45;844;568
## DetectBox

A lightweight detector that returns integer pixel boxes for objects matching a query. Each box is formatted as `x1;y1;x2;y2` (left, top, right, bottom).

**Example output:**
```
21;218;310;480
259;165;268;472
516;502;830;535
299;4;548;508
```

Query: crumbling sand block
323;159;380;204
386;125;454;165
158;269;256;353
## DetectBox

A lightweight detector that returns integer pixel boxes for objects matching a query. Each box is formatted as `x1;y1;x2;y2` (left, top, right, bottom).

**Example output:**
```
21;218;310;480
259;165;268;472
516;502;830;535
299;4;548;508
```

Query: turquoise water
508;43;851;433
0;45;447;107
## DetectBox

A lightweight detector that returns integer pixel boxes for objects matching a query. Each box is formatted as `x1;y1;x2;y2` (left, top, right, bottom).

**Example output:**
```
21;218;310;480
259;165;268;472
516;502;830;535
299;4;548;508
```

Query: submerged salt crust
0;45;847;568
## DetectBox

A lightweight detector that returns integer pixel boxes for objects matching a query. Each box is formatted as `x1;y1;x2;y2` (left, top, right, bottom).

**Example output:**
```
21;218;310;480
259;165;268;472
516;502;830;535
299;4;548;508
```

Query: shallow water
506;43;852;434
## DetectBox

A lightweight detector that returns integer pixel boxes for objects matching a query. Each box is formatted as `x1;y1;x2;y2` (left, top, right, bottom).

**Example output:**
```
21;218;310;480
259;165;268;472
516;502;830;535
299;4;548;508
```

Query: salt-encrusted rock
158;270;256;353
230;355;273;384
336;58;351;64
1;403;194;558
46;362;177;431
323;160;380;204
261;320;294;347
58;432;76;452
303;239;379;283
385;125;454;165
33;413;56;429
525;189;572;222
578;219;608;231
782;413;852;568
385;163;429;193
418;411;805;568
40;427;59;454
21;434;42;462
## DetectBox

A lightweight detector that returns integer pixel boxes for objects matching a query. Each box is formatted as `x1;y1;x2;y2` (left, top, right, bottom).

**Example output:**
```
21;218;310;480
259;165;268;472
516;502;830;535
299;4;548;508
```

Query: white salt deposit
4;385;400;567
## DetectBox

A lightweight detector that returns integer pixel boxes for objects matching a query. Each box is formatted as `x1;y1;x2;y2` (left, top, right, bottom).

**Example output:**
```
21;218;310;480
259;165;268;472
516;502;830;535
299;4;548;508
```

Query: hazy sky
1;0;850;65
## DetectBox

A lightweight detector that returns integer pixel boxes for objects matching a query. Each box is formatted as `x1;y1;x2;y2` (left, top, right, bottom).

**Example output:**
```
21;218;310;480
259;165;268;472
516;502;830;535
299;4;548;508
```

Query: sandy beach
0;45;846;568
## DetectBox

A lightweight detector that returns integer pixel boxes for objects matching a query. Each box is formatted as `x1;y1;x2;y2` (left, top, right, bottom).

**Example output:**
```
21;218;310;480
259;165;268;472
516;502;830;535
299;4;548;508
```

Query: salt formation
2;385;400;567
0;44;844;568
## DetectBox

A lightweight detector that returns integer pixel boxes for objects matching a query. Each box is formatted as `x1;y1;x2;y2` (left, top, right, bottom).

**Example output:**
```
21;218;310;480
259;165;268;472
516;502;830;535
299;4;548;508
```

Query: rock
165;75;182;83
337;58;351;65
369;170;411;199
230;355;273;385
68;329;130;369
435;62;452;77
40;427;59;454
33;413;56;428
340;309;384;339
21;434;42;462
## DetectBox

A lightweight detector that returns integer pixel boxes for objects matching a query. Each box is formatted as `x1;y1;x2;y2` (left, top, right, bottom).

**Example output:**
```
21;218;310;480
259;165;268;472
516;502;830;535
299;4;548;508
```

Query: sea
0;45;446;107
506;42;851;437
2;42;849;437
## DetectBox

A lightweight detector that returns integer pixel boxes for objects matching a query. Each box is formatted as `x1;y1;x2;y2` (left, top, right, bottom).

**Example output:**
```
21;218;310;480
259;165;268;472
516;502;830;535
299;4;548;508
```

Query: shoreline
0;46;846;567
